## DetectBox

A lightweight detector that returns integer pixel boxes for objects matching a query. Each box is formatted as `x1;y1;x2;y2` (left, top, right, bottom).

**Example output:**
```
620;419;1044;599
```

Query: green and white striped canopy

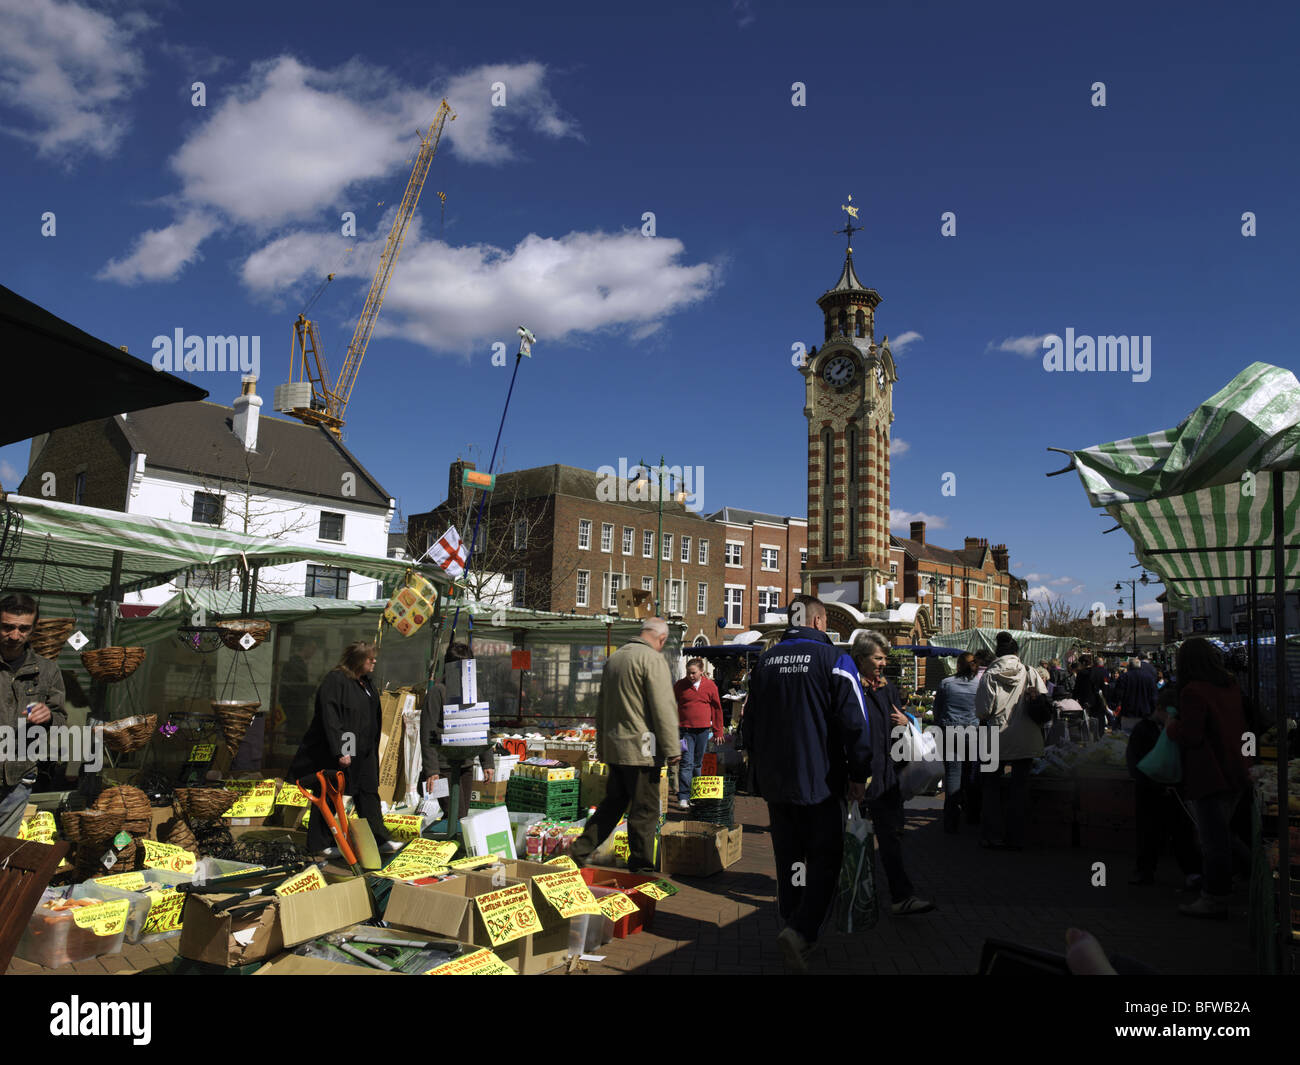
0;495;450;599
1065;362;1300;609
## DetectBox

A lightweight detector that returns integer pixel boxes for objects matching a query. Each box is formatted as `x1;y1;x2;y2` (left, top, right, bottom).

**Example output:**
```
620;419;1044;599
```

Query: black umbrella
0;283;207;446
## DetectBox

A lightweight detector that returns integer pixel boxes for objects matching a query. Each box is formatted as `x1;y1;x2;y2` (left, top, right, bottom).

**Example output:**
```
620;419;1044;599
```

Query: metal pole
1248;549;1257;723
1271;470;1290;971
656;457;664;616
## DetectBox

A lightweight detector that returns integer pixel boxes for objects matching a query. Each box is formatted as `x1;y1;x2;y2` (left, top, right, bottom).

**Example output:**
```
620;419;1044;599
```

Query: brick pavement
8;794;1256;975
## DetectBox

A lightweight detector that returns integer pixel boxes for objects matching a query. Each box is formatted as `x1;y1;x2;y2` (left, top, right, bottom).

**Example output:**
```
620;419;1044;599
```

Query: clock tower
800;201;897;611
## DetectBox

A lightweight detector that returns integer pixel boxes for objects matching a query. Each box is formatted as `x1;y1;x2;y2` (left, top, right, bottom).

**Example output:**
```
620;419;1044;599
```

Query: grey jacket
1;646;68;785
596;636;679;768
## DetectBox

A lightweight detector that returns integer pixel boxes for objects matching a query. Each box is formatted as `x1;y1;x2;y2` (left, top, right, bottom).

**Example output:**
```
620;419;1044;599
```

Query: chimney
910;520;925;544
964;536;988;553
991;543;1009;571
231;376;261;451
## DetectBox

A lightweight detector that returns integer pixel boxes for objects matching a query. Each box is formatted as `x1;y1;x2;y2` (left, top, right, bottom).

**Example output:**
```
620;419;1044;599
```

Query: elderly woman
851;630;934;916
934;652;981;834
975;636;1047;850
289;640;398;858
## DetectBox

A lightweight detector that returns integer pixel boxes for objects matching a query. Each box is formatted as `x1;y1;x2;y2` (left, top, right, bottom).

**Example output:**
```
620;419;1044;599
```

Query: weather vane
835;194;862;257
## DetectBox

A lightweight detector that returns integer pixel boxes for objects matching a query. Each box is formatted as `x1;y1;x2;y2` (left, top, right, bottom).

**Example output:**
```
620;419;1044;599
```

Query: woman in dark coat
288;640;396;856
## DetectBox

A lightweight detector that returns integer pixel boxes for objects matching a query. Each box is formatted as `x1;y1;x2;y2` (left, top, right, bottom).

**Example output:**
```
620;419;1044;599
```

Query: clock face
822;354;856;388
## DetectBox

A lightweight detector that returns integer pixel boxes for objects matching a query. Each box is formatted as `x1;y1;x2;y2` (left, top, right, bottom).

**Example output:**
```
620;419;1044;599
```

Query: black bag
1026;693;1055;726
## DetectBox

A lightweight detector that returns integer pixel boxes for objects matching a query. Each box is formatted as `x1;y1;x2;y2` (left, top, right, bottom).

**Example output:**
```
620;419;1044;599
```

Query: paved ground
8;794;1258;976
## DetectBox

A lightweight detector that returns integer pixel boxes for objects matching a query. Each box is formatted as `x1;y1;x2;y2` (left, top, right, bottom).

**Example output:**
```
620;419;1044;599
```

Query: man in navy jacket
742;595;870;971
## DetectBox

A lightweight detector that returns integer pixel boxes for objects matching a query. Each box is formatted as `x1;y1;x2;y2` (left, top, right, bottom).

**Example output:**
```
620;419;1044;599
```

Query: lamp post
1114;573;1151;655
637;457;670;617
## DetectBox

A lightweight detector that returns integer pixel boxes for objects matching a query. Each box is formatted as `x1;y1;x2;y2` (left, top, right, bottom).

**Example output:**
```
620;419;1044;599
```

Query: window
725;542;743;567
681;535;691;563
578;519;591;550
192;491;224;525
665;579;683;615
954;608;962;629
973;585;981;600
697;582;707;614
306;564;349;599
622;526;634;555
74;472;86;505
758;589;781;616
662;533;672;561
319;511;345;541
725;587;744;627
600;522;613;553
606;573;624;610
512;569;526;607
699;539;709;565
890;562;898;576
642;576;654;592
761;547;779;571
800;547;808;566
982;609;995;627
576;570;589;607
953;579;961;596
515;520;528;550
1001;612;1008;628
643;530;654;558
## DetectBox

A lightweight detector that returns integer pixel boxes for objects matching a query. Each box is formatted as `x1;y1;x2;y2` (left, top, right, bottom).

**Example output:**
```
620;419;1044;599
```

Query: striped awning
1063;362;1300;609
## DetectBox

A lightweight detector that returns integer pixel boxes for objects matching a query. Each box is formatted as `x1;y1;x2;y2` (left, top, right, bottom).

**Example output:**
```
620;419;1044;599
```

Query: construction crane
275;99;455;436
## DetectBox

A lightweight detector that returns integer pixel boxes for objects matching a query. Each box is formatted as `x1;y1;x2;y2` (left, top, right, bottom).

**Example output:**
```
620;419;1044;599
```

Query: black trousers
768;796;845;943
570;763;661;871
1134;781;1200;877
303;764;390;853
865;790;914;902
980;759;1032;848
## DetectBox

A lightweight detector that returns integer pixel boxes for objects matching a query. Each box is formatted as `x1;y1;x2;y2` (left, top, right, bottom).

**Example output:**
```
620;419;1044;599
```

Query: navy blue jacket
863;679;906;801
741;626;871;805
1114;666;1158;720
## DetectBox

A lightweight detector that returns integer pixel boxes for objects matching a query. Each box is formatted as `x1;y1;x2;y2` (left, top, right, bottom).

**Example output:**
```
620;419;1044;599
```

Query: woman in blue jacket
935;652;980;834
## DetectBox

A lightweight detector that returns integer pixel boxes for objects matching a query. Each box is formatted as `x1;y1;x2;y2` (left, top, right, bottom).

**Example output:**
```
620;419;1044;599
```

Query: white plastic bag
402;702;424;808
897;720;943;799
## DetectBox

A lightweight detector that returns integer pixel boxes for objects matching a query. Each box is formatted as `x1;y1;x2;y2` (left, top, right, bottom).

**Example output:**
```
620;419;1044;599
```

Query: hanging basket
30;617;75;659
97;714;157;755
159;813;199;853
60;808;125;845
80;839;141;876
91;785;154;835
211;700;260;756
81;646;146;683
175;787;237;821
215;619;271;651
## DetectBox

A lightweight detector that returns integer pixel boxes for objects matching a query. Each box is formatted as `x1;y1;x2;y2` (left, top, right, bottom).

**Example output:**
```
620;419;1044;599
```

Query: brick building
703;507;808;631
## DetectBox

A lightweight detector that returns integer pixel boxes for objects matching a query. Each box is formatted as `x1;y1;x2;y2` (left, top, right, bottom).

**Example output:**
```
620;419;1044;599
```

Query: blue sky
3;0;1298;625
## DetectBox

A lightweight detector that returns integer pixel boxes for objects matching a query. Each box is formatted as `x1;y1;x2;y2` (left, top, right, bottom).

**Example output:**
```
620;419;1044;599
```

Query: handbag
1137;710;1182;785
832;803;878;933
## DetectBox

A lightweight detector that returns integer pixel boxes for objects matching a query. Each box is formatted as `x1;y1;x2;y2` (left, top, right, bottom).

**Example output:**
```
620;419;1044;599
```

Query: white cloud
1024;572;1049;582
1070;584;1085;595
441;61;580;165
890;510;948;533
1027;585;1054;602
0;0;148;160
1138;600;1164;621
890;331;922;355
889;438;910;456
733;0;756;28
1049;576;1075;586
242;223;719;354
0;459;20;483
97;212;218;284
986;334;1047;358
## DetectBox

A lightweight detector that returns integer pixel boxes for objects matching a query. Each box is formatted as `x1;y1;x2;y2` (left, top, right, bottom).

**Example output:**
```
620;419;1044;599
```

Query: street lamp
1114;573;1151;655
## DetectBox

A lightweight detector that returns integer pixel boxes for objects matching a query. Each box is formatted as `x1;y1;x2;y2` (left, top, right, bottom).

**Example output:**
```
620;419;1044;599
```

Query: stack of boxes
506;760;581;820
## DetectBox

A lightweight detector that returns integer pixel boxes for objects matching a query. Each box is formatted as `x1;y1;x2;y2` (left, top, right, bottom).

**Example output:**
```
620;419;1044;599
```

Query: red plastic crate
579;867;659;937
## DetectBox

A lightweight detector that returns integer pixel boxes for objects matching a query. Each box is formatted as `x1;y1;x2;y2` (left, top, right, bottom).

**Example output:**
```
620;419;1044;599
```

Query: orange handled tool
297;771;361;872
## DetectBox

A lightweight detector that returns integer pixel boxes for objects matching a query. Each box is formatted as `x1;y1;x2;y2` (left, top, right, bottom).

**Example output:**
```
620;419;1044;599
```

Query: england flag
430;526;469;578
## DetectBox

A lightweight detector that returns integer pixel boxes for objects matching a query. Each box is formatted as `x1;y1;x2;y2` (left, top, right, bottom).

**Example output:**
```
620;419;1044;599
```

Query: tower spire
834;194;862;258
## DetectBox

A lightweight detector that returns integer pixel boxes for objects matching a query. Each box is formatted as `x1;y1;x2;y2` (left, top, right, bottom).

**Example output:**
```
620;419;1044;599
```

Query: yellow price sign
689;775;725;800
220;779;278;818
276;787;310;808
141;890;185;935
382;813;423;842
447;853;505;871
275;866;327;896
377;838;458;881
533;870;601;918
427;948;515;975
18;811;57;844
141;839;196;874
97;872;147;891
612;832;629;860
597;892;640;922
188;744;217;762
71;898;129;937
543;854;579;871
473;882;542;947
632;879;678;900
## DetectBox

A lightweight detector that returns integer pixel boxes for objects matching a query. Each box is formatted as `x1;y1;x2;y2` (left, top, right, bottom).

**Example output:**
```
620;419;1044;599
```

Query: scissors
297;770;362;873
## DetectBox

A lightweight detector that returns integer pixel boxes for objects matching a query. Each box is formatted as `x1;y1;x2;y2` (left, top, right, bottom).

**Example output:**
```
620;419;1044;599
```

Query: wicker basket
79;839;140;876
97;714;157;754
215;619;271;651
175;787;236;821
60;808;125;845
212;700;260;756
159;814;199;853
92;785;153;835
30;617;75;659
81;646;146;682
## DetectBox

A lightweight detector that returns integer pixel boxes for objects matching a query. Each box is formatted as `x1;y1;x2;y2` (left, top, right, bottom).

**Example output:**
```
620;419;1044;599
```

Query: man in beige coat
975;635;1047;850
570;617;679;872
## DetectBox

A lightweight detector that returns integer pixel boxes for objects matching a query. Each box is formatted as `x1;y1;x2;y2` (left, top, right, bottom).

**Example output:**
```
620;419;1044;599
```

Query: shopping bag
832;804;879;933
1137;710;1182;785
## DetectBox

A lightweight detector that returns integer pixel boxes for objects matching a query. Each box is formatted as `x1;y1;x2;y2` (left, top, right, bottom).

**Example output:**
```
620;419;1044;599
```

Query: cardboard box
578;867;659;936
378;687;420;806
463;868;571;973
616;586;654;619
468;780;509;805
255;954;399;976
659;822;743;876
544;746;587;768
383;877;527;972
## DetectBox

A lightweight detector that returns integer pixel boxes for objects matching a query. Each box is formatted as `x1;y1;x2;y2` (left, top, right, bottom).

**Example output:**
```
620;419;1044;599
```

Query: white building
24;377;396;605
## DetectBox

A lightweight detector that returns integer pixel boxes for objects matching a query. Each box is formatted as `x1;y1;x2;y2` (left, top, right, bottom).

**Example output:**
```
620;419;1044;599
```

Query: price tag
141;839;197;874
635;878;678;899
220;779;278;818
690;775;725;800
276;787;310;808
597;892;641;921
612;833;629;860
427;948;516;975
17;811;56;844
274;866;327;896
68;631;89;651
141;890;185;935
533;870;601;918
447;853;505;870
377;838;459;881
473;882;541;947
543;854;578;871
188;744;217;762
71;898;129;937
382;813;423;842
97;872;147;891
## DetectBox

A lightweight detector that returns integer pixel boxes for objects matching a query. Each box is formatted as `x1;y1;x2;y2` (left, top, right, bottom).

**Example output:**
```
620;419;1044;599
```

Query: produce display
1032;735;1130;778
1249;759;1300;811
